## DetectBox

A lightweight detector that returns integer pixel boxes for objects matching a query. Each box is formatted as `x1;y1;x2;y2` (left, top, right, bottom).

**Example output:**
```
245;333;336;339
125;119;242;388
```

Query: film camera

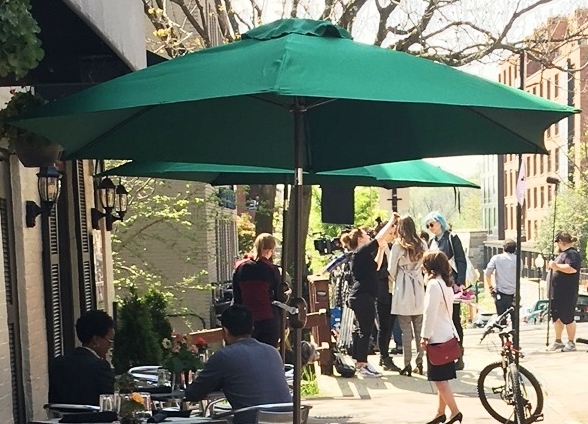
313;237;343;256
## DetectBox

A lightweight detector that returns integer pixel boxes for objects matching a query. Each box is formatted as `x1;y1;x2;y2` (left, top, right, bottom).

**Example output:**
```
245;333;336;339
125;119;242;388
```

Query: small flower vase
171;373;182;391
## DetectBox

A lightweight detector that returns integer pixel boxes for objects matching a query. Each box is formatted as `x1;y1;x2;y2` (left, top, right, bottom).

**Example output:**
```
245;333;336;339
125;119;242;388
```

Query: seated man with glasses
49;310;116;406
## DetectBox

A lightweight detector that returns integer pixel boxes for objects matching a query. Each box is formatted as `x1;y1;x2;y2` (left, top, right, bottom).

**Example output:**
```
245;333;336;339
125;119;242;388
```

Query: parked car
522;299;549;325
574;293;588;322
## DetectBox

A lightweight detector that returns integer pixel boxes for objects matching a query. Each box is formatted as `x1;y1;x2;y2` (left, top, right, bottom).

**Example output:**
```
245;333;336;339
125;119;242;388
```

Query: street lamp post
534;254;545;299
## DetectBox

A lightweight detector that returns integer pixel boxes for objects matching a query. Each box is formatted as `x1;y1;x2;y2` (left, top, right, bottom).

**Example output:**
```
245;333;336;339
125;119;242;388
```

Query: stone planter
13;136;62;167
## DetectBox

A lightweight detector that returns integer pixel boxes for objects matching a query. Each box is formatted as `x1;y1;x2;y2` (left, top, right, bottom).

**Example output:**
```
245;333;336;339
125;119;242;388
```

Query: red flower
195;337;206;347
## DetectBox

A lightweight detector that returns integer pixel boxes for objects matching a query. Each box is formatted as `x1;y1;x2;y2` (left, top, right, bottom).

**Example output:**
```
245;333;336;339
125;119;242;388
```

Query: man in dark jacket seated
185;305;291;424
49;310;116;406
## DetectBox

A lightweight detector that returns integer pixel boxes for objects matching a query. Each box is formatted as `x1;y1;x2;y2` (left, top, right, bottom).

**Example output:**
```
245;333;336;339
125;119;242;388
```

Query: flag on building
516;159;526;206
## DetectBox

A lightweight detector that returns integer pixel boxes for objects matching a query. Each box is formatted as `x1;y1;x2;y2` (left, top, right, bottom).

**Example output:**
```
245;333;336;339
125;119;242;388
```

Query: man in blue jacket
185;305;291;423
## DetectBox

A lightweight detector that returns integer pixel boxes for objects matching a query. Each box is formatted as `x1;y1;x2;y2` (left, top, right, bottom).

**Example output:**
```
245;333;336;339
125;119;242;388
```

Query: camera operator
340;214;399;378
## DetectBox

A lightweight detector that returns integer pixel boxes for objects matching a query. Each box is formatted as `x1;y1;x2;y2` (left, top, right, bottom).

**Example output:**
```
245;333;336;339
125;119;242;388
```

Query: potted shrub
0;89;62;167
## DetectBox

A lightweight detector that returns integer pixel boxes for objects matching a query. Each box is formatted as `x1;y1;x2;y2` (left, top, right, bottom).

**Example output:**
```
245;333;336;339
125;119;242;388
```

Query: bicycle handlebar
479;306;515;342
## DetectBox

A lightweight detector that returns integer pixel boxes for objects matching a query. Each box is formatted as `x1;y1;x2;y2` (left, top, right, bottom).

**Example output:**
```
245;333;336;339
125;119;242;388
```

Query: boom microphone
546;176;560;185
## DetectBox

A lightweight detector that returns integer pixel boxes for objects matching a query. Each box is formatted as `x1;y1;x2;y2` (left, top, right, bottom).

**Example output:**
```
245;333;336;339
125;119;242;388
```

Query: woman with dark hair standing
340;214;399;377
424;211;467;370
388;215;427;376
233;233;283;347
421;251;462;424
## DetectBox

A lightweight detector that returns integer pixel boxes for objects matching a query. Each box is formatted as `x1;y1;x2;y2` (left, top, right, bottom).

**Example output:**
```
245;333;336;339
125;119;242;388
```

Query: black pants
495;292;515;325
253;317;280;347
349;293;376;362
376;300;396;358
452;303;464;347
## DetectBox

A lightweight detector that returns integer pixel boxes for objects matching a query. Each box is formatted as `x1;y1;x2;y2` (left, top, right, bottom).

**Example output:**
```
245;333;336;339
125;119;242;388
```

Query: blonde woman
388;215;427;376
232;233;282;347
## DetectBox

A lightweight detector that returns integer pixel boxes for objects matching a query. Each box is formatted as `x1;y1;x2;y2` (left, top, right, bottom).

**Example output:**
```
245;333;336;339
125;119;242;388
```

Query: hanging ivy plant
0;0;44;79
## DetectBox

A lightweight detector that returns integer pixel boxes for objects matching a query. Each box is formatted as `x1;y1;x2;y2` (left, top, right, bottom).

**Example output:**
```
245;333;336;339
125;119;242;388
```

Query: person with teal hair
423;211;467;371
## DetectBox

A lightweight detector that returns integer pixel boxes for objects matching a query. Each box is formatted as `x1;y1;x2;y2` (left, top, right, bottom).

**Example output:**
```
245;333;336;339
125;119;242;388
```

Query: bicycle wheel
477;361;544;424
508;364;526;424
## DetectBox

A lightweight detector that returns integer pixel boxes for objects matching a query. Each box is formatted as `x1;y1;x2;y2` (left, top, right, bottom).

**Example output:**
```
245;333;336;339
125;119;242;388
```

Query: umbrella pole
513;52;526;365
280;183;289;362
292;98;307;424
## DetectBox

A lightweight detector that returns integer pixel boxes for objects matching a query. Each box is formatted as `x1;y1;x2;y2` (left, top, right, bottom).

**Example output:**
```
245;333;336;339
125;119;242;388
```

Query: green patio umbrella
100;159;480;189
12;19;578;421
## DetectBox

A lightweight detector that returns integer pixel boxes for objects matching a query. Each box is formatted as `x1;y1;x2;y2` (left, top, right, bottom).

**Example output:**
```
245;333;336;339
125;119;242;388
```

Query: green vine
0;0;44;79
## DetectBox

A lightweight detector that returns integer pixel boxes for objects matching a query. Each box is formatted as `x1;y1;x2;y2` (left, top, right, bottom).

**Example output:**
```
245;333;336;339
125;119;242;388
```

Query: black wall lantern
25;165;62;228
91;177;128;231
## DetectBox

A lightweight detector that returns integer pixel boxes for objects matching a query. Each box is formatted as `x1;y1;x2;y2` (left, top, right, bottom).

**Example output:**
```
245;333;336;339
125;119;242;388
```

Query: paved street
306;319;588;424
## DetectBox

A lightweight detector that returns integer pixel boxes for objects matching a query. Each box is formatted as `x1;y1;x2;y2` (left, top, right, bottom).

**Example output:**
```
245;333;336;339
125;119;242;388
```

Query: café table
29;416;228;424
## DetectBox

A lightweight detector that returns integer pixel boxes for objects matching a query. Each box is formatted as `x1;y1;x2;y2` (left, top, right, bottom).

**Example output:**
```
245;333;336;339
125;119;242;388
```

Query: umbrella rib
67;106;156;158
248;95;336;110
464;106;547;153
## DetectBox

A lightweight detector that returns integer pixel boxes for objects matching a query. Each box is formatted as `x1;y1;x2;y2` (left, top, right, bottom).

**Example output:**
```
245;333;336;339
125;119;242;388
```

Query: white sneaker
358;364;382;378
561;341;577;352
546;341;565;351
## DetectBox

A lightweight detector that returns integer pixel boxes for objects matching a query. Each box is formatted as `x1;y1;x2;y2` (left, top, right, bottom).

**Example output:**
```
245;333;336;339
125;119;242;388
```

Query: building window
540;186;545;208
534;155;538;175
532;86;537;95
554;74;559;98
554;121;559;136
526;157;531;176
540;155;544;174
546;126;551;138
533;187;537;209
546;79;551;99
548;186;552;203
547;152;552;172
527;220;532;240
555;148;560;171
539;81;543;97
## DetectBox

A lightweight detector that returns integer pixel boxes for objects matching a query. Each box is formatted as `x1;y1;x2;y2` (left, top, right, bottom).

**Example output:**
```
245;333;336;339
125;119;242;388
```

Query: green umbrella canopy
14;19;577;171
100;160;480;189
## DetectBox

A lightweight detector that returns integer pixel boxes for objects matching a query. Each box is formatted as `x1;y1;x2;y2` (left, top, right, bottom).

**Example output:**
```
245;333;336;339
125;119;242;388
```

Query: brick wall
10;157;49;421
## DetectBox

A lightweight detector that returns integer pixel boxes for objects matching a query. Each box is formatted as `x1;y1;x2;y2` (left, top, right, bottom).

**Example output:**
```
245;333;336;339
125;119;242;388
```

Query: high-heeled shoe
446;412;463;423
414;363;424;375
399;364;412;376
425;414;446;424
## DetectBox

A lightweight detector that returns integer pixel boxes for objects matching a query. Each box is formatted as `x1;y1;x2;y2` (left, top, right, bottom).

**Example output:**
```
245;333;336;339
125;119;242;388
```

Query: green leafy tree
112;287;162;374
236;212;256;255
143;287;173;357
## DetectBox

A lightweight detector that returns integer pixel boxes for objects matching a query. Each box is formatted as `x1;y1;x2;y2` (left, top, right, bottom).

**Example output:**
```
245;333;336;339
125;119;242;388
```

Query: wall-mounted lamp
25;165;62;228
91;177;128;231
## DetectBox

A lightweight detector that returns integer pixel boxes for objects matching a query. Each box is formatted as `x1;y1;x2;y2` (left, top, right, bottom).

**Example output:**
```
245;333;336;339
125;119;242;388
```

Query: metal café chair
210;402;311;424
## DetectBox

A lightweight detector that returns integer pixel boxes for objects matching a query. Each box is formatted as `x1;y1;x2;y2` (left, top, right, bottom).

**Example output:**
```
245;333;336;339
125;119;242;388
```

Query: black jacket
429;231;467;286
49;347;115;406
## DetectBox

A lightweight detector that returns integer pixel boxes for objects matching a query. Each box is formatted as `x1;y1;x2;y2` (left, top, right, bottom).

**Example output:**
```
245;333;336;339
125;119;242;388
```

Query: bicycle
477;307;544;424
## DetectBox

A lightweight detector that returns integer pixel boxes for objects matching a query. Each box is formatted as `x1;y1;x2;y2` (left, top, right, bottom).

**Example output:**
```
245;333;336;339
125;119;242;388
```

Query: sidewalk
305;323;588;423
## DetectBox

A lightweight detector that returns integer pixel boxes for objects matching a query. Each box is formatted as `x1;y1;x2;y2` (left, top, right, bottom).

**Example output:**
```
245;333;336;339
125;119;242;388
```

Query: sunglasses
427;222;436;228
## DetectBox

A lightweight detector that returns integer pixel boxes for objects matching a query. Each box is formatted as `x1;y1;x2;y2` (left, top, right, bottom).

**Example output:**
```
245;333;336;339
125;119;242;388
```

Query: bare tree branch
338;0;368;32
169;0;211;47
290;0;300;18
374;0;399;47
